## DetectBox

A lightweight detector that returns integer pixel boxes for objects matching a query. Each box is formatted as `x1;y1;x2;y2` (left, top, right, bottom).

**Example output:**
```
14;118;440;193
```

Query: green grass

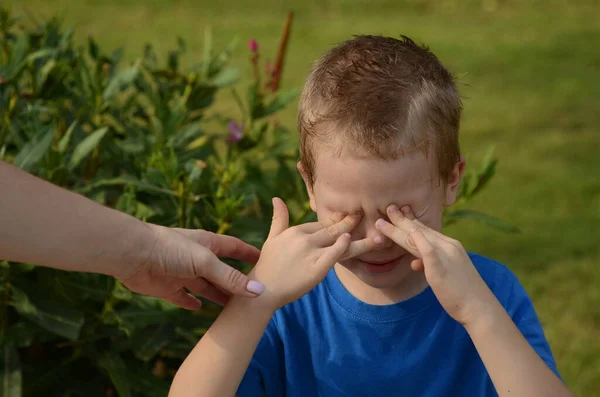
12;0;600;394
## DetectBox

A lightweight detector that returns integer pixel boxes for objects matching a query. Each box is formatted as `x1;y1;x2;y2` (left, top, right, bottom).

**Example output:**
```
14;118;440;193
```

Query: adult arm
0;160;263;308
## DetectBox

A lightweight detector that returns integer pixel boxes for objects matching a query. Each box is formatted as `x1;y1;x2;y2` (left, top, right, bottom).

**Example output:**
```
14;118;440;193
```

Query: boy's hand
375;204;497;328
250;197;371;312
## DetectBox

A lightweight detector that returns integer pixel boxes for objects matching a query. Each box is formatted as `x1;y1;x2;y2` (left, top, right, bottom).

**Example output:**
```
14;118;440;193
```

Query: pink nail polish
247;280;265;295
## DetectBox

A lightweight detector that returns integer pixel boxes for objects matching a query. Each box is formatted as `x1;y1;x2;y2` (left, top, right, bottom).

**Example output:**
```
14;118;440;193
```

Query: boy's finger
296;212;346;234
387;205;422;232
410;258;425;272
268;197;290;239
375;218;421;257
312;213;362;245
340;236;378;261
408;228;443;274
397;205;453;243
315;233;352;277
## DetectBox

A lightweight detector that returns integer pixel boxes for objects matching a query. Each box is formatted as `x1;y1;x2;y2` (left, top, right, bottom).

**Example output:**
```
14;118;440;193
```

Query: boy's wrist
228;293;278;318
462;296;506;336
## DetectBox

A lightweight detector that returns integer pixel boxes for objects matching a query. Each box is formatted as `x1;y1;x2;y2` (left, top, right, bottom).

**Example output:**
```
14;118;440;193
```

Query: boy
169;35;572;396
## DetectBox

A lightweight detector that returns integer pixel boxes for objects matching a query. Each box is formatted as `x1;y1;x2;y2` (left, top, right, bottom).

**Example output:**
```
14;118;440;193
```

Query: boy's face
299;148;464;294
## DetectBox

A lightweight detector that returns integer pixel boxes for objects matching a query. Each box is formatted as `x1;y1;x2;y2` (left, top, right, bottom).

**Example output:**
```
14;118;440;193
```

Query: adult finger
268;197;289;239
185;277;231;306
172;229;261;264
315;233;352;278
164;289;203;310
205;233;261;264
339;236;379;261
311;213;362;246
197;249;265;297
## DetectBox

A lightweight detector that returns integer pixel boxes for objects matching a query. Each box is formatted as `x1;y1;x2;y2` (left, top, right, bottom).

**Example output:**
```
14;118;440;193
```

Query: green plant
0;6;510;396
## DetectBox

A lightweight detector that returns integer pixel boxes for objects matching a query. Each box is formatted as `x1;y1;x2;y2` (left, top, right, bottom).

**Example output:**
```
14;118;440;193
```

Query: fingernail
389;205;399;213
373;235;383;245
402;206;411;216
246;280;265;295
376;219;386;228
409;227;418;233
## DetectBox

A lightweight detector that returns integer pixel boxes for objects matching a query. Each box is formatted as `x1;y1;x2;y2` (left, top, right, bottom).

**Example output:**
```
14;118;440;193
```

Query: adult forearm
169;297;273;397
0;161;154;277
465;301;572;397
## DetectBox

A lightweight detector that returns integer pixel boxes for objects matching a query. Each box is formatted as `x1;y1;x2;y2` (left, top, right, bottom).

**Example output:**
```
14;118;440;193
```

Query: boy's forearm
0;161;153;277
465;301;572;397
169;297;274;397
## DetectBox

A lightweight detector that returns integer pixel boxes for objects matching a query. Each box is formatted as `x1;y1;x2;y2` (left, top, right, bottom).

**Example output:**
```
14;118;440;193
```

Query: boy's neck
333;264;429;305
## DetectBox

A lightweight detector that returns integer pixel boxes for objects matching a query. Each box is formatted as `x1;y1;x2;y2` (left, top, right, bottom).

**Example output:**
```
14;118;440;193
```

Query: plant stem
0;261;11;340
270;11;294;93
178;179;187;228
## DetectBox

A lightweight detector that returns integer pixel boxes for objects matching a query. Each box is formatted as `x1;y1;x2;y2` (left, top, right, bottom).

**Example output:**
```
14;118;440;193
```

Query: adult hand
118;225;263;310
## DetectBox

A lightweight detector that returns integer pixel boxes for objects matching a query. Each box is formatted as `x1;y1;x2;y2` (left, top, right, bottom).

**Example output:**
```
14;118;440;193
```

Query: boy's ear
444;156;466;207
297;162;317;212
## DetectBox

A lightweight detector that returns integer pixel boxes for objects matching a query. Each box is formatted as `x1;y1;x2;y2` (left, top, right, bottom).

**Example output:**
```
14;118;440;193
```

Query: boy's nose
365;225;393;250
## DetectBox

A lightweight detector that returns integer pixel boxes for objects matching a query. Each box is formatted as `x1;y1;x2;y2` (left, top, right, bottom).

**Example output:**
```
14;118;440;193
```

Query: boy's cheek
418;211;444;231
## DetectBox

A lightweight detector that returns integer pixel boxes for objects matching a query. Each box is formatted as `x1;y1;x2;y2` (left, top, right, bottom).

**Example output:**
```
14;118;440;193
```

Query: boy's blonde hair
298;35;462;185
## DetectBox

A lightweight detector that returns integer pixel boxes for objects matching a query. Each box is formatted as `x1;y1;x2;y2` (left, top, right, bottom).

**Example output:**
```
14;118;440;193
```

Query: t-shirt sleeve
506;276;561;378
237;316;285;397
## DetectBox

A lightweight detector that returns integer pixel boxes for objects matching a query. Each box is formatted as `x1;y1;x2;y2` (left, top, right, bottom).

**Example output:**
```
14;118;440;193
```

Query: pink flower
227;121;244;143
248;38;259;53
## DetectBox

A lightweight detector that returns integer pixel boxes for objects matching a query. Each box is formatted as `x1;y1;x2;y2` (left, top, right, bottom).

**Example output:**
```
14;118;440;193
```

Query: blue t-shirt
237;253;559;397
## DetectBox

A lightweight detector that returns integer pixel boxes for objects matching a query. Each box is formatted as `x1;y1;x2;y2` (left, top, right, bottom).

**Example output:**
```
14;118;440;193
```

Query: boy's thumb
267;197;289;238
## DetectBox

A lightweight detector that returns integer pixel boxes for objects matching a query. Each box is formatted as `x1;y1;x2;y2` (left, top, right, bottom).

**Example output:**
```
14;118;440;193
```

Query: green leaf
6;34;28;79
13;127;54;172
444;209;519;233
88;36;100;60
117;139;146;154
37;59;56;90
57;121;78;153
53;273;115;303
210;67;240;87
69;126;108;170
131;323;176;362
1;345;22;397
98;354;132;397
76;175;176;197
10;287;84;340
102;64;140;103
263;89;299;117
168;123;203;149
248;83;264;120
25;49;56;63
2;322;58;348
128;362;170;397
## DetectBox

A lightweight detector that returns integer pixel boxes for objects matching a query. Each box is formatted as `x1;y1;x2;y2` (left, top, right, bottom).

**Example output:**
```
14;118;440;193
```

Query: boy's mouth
359;255;405;274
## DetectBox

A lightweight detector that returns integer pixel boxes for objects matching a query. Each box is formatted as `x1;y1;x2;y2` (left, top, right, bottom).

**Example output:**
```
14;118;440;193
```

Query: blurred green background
9;0;600;394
